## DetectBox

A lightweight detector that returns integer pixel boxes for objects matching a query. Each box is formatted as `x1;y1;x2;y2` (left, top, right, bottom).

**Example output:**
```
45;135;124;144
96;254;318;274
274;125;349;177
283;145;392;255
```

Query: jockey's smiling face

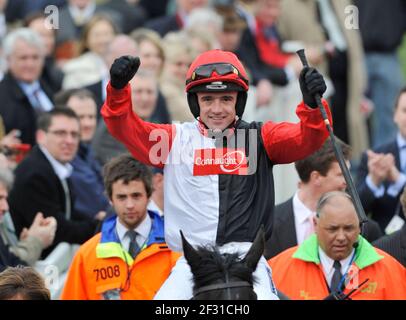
197;91;237;131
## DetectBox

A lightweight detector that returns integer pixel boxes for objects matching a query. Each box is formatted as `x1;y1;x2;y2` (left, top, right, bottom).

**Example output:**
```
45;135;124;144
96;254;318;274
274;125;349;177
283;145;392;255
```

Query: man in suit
373;186;406;267
54;88;110;220
356;87;406;233
8;108;101;257
236;0;301;88
55;0;122;48
265;137;383;259
0;28;54;146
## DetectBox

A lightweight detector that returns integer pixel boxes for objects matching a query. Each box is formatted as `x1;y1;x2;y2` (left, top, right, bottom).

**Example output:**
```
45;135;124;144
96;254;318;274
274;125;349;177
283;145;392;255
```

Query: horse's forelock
191;245;254;289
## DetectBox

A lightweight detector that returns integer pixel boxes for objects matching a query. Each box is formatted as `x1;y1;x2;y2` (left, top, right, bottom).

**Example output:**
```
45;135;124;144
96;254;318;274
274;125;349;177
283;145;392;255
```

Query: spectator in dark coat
8;109;100;257
373;187;406;267
55;0;122;48
0;28;54;146
54;89;110;219
99;0;147;34
25;12;64;95
356;88;406;233
145;0;209;37
139;0;170;20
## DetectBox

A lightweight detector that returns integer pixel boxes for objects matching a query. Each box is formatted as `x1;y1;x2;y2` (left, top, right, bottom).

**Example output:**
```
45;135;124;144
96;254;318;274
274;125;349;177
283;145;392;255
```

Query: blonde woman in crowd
130;28;171;124
63;14;118;89
185;6;222;49
130;28;165;78
186;29;217;55
160;32;195;122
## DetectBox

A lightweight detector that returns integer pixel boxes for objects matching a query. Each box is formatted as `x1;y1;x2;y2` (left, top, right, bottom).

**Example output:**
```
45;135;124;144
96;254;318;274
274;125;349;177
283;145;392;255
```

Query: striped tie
127;230;140;259
330;260;343;292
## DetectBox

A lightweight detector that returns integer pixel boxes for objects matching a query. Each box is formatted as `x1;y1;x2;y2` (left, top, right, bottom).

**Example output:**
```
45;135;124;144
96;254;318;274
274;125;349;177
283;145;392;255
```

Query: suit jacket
70;143;110;218
55;6;80;46
236;27;289;86
100;0;147;34
85;80;104;116
356;140;405;231
55;6;123;46
41;56;64;95
8;146;97;257
264;197;384;259
144;14;181;37
139;0;170;19
0;73;54;146
0;234;26;272
373;225;406;267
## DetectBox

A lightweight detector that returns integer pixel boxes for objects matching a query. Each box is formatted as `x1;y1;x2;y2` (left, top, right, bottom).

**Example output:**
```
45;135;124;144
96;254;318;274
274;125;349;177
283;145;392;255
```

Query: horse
180;228;265;300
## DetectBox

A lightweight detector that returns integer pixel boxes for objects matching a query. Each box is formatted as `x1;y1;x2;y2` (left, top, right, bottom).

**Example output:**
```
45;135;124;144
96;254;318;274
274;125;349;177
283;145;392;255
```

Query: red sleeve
101;82;175;168
261;100;332;164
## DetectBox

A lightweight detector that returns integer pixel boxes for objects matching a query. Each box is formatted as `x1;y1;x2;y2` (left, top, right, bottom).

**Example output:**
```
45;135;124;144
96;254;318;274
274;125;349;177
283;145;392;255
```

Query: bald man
269;191;406;300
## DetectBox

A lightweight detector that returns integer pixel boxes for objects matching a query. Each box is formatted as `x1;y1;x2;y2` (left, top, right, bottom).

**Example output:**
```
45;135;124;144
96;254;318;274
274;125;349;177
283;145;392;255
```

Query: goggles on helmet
186;63;249;86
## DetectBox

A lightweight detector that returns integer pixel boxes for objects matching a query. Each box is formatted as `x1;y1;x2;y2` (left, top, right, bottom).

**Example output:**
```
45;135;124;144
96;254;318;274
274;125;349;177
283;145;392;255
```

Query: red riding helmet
185;49;249;119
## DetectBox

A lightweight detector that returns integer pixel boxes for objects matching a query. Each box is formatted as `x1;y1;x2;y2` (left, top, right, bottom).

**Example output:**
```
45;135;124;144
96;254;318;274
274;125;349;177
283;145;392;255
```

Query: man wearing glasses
102;49;331;299
8;108;100;257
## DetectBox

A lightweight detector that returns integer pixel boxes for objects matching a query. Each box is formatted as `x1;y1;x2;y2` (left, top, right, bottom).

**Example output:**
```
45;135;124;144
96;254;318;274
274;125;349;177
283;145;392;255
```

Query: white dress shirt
40;146;73;219
293;192;316;244
39;146;73;180
366;133;406;198
319;247;355;288
115;214;152;253
18;81;54;112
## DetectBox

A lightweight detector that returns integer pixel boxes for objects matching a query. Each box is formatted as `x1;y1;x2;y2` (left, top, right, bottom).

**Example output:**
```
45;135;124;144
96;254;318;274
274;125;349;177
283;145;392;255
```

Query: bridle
192;268;254;300
193;281;253;298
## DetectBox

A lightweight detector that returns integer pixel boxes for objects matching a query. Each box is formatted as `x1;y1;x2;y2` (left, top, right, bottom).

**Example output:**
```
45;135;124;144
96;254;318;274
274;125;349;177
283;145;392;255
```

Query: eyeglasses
47;130;80;140
186;63;248;85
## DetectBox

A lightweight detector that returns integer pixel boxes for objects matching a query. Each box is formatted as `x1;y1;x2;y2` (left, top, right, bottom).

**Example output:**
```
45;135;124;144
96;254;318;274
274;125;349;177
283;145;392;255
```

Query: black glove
299;67;327;108
110;55;140;89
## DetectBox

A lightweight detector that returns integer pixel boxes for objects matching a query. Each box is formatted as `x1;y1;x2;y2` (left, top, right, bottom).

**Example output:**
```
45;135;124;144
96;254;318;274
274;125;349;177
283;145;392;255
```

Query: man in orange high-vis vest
269;191;406;300
61;155;179;300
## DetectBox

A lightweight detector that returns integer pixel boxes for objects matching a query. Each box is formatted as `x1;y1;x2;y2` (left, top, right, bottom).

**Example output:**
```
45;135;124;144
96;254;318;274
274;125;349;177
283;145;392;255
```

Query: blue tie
32;88;45;113
400;145;406;173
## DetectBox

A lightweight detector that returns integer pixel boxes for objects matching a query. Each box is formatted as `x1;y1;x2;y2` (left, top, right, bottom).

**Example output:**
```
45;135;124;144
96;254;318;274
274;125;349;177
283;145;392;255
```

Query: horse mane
191;245;255;290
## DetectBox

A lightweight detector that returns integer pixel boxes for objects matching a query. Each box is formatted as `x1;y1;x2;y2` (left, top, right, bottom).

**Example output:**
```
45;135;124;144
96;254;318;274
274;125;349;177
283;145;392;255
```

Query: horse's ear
243;226;265;271
180;230;201;267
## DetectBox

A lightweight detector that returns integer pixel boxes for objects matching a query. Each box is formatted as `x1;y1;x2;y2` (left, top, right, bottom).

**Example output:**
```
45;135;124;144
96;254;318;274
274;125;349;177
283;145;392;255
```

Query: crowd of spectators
0;0;405;300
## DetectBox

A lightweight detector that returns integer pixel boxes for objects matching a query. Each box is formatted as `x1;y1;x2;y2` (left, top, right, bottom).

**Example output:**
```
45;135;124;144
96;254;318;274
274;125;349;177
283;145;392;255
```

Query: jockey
102;49;331;299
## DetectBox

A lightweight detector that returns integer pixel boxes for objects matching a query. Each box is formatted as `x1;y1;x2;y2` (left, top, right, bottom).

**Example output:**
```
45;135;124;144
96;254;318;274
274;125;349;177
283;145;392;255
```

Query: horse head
181;227;265;300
